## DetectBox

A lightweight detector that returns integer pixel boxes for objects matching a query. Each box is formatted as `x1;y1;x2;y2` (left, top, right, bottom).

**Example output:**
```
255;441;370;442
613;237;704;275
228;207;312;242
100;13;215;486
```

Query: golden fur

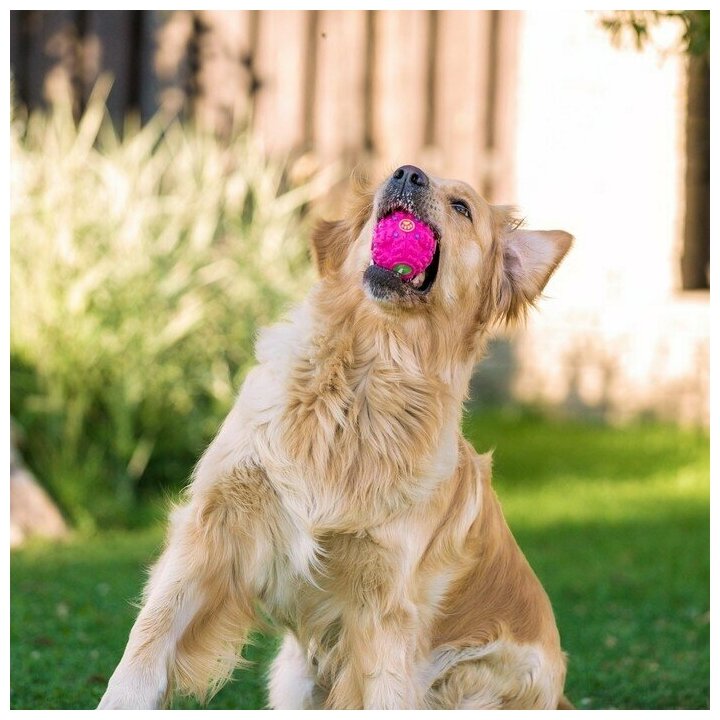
98;169;573;709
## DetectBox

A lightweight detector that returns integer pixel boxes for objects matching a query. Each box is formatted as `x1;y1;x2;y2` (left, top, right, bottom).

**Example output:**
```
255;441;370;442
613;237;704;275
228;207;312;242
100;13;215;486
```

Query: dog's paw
97;686;165;710
97;667;167;709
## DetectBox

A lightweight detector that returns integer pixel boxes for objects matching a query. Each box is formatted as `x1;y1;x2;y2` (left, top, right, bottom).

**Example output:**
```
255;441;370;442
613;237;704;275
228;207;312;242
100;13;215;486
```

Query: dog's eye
451;200;472;220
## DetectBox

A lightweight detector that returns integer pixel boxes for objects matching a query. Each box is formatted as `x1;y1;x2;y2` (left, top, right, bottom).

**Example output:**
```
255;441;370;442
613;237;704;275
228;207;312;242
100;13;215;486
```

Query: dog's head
311;165;572;338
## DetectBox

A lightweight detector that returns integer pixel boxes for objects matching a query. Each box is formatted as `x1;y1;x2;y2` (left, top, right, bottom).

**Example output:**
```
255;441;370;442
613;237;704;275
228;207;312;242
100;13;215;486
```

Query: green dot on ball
393;263;412;276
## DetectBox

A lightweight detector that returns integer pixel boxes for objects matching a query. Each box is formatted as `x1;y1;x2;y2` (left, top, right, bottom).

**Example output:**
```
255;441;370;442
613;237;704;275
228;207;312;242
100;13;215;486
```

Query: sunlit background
9;9;709;710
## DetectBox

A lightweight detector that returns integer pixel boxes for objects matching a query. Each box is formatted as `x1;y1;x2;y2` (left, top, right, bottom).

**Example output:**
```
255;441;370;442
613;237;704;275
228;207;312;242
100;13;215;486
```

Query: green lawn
10;409;709;709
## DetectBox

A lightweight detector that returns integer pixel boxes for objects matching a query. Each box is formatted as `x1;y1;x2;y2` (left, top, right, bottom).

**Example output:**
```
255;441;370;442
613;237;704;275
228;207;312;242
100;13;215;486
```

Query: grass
10;408;709;709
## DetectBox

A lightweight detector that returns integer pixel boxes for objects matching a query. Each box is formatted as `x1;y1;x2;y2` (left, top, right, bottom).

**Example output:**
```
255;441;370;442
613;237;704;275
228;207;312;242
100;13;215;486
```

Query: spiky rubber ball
371;211;436;282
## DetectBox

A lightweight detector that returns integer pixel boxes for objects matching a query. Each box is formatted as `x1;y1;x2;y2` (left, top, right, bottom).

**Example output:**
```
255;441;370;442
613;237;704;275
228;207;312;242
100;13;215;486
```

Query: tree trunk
681;53;710;290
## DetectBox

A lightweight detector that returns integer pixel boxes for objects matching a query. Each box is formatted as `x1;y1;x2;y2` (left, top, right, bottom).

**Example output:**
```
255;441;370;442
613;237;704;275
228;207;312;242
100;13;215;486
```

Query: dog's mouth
364;202;441;303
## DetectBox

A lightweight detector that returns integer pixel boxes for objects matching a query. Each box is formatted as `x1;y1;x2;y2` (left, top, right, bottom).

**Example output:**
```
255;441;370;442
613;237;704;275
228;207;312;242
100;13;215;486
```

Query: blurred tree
600;10;709;290
600;10;709;57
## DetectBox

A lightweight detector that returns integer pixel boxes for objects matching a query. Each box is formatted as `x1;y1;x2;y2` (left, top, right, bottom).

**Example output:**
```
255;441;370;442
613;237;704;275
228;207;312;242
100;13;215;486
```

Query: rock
10;431;68;547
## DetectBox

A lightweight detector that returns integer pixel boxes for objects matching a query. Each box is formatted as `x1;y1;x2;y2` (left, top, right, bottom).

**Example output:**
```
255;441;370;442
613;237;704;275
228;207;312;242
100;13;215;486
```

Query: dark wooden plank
193;10;253;137
313;10;368;165
433;10;492;188
26;10;81;113
370;11;430;171
253;10;311;155
139;10;194;122
83;10;136;125
138;10;162;122
10;11;27;105
487;10;521;203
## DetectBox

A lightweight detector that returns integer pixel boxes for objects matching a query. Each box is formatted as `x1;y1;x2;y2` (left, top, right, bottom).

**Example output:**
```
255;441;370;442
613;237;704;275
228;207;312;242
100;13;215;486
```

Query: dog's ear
310;177;374;279
497;222;573;323
310;219;355;278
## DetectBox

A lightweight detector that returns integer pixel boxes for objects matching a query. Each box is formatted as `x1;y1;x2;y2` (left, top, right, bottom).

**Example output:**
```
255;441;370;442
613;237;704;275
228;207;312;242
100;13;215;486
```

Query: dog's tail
557;695;575;710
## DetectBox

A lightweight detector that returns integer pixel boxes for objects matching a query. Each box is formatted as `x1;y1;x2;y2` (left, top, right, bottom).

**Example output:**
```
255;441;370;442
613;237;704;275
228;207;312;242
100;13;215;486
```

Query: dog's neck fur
273;281;481;527
313;280;480;394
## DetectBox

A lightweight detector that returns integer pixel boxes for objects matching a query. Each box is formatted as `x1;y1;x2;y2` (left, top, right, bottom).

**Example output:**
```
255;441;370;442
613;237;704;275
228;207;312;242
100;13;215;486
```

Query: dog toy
372;211;436;283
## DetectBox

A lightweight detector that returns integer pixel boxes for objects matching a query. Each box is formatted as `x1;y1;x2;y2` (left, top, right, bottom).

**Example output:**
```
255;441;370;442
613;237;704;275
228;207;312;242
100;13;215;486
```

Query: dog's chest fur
256;295;467;530
247;298;471;668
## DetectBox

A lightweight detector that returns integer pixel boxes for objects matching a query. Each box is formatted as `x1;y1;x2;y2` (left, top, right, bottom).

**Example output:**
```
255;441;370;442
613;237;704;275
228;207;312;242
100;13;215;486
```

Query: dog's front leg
98;508;208;709
359;606;424;709
323;527;425;710
98;464;279;709
326;603;423;710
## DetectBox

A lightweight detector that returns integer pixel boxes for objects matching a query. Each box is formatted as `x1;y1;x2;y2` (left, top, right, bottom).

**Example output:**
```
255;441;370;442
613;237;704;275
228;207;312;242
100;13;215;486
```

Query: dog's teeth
411;272;426;288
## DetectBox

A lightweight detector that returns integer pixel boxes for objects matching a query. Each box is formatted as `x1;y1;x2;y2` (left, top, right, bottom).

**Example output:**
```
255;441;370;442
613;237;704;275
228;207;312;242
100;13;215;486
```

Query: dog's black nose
391;165;429;189
380;164;432;218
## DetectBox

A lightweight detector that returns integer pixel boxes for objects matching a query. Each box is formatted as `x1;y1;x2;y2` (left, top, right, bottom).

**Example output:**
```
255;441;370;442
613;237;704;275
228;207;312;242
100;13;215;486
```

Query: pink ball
371;211;436;281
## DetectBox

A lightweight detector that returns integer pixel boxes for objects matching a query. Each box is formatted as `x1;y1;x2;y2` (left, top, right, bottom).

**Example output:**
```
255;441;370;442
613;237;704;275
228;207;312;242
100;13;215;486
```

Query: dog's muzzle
366;165;441;303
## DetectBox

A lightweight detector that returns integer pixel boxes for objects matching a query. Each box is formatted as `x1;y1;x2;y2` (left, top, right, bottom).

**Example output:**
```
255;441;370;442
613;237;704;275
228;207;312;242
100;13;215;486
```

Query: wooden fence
10;9;520;202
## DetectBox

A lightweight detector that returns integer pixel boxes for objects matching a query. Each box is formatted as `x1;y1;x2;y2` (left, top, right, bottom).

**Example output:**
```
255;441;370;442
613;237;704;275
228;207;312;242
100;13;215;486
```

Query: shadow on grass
11;497;709;710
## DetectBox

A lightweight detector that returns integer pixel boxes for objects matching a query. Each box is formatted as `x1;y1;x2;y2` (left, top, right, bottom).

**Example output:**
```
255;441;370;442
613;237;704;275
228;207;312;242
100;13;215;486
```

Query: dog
98;165;573;709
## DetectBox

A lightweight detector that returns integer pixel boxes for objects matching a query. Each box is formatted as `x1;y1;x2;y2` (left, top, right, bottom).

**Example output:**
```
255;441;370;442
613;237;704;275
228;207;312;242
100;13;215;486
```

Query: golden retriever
98;165;573;709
